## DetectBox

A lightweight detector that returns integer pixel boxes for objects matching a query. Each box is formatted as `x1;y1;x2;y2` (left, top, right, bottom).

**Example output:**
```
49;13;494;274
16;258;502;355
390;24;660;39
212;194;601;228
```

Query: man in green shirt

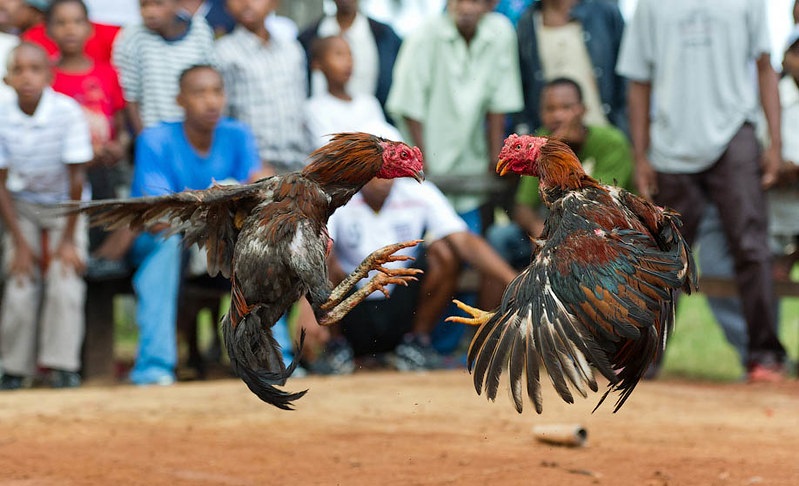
386;0;523;224
488;77;633;268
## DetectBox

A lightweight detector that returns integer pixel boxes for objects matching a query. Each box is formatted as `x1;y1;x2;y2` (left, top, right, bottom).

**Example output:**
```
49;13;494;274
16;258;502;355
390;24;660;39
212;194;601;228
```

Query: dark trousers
654;124;786;367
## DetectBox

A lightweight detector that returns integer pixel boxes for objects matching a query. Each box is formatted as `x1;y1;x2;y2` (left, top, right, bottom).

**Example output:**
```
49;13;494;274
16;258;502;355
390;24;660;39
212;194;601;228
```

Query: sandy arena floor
1;370;798;485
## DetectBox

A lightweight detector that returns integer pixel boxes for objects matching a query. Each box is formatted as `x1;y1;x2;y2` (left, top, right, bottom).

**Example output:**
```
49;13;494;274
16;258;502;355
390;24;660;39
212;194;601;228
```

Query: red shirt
22;22;121;64
52;62;125;149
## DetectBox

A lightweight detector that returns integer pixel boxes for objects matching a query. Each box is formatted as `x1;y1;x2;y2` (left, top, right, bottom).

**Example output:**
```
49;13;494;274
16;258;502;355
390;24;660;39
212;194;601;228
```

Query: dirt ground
0;370;797;486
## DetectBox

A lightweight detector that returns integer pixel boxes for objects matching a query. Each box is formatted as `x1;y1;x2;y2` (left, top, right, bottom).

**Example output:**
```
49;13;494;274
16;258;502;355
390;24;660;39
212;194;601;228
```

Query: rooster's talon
447;299;493;326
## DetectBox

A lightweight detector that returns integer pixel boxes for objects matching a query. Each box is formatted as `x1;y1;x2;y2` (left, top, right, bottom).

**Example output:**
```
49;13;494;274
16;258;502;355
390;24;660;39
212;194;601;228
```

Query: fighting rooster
449;135;697;413
69;132;425;410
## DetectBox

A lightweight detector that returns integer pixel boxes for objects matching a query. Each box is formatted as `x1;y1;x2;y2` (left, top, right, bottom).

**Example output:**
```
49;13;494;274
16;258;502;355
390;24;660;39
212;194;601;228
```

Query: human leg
705;125;786;370
697;205;748;366
39;217;88;379
486;222;532;270
128;233;182;385
0;215;41;381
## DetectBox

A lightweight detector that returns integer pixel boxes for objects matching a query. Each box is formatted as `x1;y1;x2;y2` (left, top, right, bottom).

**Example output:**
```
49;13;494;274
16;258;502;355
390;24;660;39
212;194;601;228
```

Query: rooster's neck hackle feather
302;132;386;209
538;139;604;205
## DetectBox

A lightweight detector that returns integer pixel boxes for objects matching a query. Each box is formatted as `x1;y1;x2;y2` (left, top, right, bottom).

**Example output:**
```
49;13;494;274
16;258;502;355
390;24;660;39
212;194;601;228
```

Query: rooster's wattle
449;135;697;413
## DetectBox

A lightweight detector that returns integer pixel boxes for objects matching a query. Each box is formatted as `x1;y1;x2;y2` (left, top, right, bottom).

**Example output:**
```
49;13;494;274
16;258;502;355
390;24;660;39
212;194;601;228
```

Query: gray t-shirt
616;0;770;173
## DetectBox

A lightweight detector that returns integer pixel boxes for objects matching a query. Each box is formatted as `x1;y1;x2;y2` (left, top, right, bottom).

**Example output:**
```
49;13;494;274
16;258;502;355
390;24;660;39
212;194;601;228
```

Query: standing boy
214;0;309;174
112;0;214;134
0;43;93;390
303;35;387;149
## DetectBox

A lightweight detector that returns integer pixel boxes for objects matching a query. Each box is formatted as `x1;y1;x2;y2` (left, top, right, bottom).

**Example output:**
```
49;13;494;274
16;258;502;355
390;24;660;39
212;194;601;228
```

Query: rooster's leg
445;299;494;327
320;239;423;312
318;269;421;326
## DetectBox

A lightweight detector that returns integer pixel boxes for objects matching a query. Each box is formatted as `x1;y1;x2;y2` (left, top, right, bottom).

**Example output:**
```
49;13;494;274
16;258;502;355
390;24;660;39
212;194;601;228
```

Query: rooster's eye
400;151;408;159
515;144;522;150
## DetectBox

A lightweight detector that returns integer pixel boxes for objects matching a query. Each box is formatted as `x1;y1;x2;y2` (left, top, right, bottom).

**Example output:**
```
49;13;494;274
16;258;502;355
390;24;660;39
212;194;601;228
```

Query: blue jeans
698;205;748;365
128;233;181;384
486;222;532;270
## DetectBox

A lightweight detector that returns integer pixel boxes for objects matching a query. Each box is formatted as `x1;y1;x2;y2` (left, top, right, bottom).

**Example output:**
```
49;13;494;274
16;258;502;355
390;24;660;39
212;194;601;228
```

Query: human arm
441;231;517;286
512;176;545;237
756;53;782;188
487;112;506;172
0;169;36;277
55;164;87;273
125;102;143;136
403;117;426;160
513;202;545;239
628;80;656;200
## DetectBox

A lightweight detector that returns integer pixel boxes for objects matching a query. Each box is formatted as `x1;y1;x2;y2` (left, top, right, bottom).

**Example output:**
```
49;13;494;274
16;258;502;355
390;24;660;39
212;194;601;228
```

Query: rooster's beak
413;170;425;183
496;159;510;176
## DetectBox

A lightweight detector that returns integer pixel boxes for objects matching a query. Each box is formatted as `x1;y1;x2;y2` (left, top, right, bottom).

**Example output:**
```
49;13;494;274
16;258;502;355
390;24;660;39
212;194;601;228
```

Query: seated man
93;64;260;385
488;77;633;268
296;174;517;374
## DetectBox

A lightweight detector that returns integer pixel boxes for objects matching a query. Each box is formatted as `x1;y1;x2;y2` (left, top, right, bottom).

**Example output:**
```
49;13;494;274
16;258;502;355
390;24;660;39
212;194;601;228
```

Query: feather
463;134;697;413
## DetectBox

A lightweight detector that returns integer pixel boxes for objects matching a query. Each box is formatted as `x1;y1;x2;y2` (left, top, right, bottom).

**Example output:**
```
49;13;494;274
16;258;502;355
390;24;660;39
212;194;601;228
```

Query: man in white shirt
616;0;787;381
296;177;517;373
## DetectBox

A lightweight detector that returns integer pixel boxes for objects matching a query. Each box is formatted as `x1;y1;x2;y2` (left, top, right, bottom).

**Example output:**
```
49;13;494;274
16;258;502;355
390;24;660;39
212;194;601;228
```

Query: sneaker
747;363;786;383
309;338;355;375
49;369;81;389
392;333;443;372
0;374;25;391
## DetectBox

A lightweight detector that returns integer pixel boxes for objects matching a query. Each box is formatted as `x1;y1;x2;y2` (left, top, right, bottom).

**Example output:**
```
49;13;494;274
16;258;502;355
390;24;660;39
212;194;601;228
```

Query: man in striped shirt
112;0;214;134
214;0;310;174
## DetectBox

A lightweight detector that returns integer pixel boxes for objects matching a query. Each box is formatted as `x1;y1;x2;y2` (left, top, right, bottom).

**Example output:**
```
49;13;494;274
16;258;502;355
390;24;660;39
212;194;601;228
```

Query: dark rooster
69;132;425;410
448;135;697;413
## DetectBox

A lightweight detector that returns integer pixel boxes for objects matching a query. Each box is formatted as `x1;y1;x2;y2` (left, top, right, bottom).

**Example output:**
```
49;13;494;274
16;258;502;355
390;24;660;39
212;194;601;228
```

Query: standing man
386;0;523;227
616;0;787;381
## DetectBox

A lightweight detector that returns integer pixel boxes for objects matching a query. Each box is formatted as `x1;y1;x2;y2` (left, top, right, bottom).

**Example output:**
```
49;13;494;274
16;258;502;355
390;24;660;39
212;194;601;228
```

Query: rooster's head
496;134;549;177
377;140;425;182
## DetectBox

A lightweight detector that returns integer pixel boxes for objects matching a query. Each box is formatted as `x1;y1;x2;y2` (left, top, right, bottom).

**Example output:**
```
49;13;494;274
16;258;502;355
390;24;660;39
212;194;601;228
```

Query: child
0;43;93;390
214;0;308;174
112;0;214;134
304;35;387;149
48;0;127;260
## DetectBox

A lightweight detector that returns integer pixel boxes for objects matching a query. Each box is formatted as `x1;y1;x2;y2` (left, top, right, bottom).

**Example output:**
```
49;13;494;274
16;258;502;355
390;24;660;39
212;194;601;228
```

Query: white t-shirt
305;92;387;148
328;179;468;299
0;88;93;204
616;0;771;173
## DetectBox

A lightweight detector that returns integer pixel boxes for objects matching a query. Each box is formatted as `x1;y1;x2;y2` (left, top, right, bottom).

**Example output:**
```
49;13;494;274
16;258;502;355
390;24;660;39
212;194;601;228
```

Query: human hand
761;145;782;189
9;239;36;280
634;156;658;202
91;227;136;261
98;140;125;167
550;111;586;146
55;240;85;275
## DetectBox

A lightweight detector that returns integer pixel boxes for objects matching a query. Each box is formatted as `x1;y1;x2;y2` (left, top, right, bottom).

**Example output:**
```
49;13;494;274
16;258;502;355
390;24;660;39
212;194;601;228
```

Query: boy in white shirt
0;43;92;390
304;35;387;149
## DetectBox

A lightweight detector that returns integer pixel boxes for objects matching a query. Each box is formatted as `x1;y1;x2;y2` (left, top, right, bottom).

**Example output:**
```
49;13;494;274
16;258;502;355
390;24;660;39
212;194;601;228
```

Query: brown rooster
70;132;425;410
449;135;697;413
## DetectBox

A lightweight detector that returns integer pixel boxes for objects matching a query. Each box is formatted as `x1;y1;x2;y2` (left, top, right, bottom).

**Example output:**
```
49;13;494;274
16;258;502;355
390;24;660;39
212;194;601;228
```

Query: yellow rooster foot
446;299;493;326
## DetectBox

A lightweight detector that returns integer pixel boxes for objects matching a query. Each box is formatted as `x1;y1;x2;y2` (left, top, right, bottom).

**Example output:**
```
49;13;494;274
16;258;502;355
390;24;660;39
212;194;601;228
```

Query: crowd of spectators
0;0;795;390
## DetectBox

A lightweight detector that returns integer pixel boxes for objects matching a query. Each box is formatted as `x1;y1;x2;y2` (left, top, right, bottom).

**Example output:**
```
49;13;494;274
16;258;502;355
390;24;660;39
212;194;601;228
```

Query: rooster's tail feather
222;311;307;410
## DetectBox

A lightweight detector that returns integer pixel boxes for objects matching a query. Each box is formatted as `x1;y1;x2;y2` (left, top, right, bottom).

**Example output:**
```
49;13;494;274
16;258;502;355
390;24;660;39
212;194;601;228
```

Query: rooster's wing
469;220;688;414
65;177;279;278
